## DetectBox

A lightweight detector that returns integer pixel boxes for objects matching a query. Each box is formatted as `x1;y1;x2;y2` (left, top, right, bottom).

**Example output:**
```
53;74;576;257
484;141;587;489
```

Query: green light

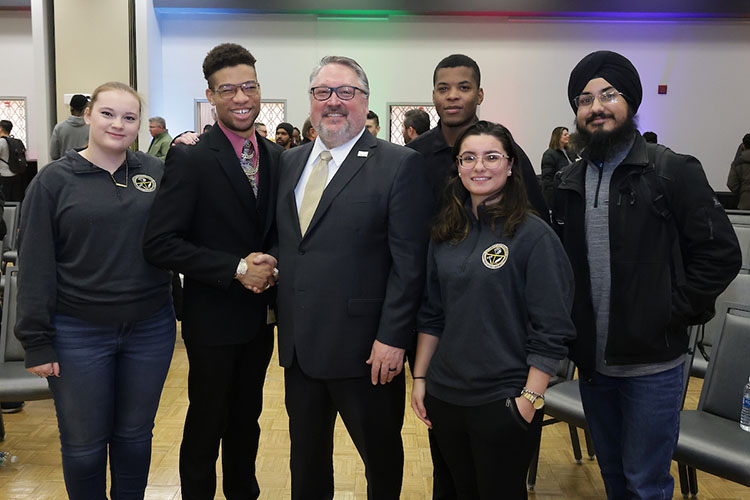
317;16;391;21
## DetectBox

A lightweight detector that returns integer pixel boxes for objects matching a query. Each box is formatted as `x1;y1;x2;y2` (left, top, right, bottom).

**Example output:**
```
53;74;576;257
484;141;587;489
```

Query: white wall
136;0;164;150
155;13;750;189
0;10;37;159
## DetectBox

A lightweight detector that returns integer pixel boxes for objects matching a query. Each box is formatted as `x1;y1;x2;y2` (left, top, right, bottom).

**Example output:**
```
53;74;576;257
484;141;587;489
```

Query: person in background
255;122;268;138
301;117;317;144
412;120;575;500
50;94;90;160
0;120;23;202
16;81;175;500
147;116;172;161
403;108;430;144
275;122;294;149
643;131;657;144
292;126;301;146
540;126;573;209
203;124;213;133
366;110;380;137
728;133;750;209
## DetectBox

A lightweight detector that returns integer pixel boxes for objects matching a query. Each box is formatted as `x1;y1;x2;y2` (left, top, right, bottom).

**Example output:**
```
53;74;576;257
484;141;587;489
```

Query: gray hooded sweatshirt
49;116;89;160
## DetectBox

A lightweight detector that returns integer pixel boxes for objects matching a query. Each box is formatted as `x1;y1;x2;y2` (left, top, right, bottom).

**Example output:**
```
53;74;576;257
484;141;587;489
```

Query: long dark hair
548;126;568;149
431;121;529;243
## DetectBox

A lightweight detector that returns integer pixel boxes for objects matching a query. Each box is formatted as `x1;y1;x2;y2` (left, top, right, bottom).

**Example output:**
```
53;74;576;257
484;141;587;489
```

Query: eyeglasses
573;91;625;109
211;81;260;99
310;86;367;101
457;153;511;169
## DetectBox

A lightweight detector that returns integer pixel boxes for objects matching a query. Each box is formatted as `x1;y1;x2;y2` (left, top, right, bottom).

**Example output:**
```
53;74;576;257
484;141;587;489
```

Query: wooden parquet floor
0;328;748;499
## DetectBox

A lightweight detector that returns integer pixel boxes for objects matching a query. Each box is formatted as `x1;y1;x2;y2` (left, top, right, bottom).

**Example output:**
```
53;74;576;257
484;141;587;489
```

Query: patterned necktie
299;151;332;235
240;139;259;197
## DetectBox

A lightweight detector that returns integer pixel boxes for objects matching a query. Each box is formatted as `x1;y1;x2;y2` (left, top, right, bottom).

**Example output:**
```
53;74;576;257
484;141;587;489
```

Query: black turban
567;50;642;114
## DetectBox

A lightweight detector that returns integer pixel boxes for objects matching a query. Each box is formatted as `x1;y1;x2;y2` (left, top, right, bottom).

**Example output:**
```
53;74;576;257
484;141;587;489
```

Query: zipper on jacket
593;161;604;208
461;216;482;273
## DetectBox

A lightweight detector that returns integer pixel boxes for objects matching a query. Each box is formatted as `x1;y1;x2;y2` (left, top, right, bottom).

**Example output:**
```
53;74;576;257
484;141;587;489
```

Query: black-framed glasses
310;86;367;101
211;81;260;99
573;91;625;109
457;153;511;169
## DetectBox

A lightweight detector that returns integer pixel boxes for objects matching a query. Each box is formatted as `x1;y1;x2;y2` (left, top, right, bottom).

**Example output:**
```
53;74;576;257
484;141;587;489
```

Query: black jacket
144;125;282;346
540;148;571;208
552;134;741;379
727;149;750;210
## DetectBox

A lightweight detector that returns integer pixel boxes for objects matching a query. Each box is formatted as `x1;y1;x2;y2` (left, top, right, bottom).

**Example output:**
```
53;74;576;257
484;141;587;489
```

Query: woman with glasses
15;81;175;500
540;126;575;209
411;121;576;499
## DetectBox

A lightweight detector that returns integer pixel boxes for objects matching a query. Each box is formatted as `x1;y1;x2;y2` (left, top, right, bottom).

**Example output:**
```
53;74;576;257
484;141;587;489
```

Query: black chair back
699;309;750;421
0;269;22;363
2;202;20;253
691;272;750;378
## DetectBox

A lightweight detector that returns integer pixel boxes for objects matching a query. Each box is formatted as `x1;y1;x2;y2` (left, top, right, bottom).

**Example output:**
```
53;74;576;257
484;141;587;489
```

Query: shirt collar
310;127;366;166
217;121;259;160
71;148;144;174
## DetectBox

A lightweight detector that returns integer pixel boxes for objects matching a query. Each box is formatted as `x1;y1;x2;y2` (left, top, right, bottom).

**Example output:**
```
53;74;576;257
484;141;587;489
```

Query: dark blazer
143;125;283;345
274;132;433;379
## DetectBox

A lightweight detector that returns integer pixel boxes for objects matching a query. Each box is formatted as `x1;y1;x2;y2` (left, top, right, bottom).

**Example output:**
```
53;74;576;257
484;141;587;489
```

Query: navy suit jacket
274;131;432;379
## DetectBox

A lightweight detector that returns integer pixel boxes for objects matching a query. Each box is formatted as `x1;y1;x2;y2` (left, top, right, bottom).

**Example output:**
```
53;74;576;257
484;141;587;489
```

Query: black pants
406;349;456;500
179;327;274;500
284;360;405;500
0;175;24;202
426;393;543;500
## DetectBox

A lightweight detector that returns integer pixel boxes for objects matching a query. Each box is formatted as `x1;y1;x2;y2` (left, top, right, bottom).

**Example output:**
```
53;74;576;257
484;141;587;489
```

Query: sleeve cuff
23;344;58;369
527;354;560;378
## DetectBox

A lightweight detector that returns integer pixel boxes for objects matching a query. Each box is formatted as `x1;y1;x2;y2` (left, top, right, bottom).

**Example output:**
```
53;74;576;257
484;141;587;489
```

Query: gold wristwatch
520;388;545;410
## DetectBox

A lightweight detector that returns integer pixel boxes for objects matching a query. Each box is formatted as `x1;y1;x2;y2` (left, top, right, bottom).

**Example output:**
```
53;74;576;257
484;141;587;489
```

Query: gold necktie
299;151;332;235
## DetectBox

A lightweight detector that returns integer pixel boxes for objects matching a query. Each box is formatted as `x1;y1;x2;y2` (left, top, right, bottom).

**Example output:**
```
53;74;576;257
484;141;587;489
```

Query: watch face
533;398;545;410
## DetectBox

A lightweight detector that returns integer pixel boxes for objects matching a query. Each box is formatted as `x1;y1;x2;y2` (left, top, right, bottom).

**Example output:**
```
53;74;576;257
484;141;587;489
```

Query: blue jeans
579;364;683;500
48;303;175;500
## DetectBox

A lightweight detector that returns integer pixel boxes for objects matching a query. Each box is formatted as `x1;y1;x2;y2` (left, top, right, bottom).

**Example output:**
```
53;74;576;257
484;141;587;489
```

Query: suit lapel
256;135;278;242
303;132;377;238
209;127;257;216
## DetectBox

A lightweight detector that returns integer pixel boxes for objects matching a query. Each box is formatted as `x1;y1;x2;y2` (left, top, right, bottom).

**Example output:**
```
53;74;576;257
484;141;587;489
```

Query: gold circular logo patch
482;243;509;269
132;174;156;192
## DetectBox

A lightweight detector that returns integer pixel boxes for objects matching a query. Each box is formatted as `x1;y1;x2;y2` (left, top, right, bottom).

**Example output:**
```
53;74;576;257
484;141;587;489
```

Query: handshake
236;252;279;294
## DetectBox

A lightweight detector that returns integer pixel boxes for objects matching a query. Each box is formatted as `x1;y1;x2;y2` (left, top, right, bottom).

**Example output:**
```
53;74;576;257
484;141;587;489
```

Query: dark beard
571;113;638;163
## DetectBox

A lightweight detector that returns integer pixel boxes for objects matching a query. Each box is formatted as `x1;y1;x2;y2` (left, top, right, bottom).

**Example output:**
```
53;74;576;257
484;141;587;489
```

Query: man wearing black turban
552;51;741;500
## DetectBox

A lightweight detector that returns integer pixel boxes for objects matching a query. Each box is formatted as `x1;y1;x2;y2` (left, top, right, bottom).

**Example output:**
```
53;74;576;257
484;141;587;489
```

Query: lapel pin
357;151;369;157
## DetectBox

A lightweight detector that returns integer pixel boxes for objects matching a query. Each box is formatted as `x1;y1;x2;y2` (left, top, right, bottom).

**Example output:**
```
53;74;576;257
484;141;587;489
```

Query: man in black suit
143;43;281;500
272;56;432;499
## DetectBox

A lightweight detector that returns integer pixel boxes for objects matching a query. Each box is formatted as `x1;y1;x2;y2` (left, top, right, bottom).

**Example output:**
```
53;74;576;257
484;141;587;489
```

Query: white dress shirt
294;127;367;211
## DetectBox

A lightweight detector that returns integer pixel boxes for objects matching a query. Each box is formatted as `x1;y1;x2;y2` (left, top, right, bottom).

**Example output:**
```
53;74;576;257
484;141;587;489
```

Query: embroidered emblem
132;174;156;192
482;243;509;269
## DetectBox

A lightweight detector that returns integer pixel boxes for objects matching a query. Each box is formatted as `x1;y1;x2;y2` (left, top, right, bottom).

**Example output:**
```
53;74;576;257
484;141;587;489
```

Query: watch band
521;388;545;410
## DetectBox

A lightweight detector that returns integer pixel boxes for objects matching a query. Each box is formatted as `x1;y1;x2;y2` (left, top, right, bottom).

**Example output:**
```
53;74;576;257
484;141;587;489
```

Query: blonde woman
16;82;174;499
